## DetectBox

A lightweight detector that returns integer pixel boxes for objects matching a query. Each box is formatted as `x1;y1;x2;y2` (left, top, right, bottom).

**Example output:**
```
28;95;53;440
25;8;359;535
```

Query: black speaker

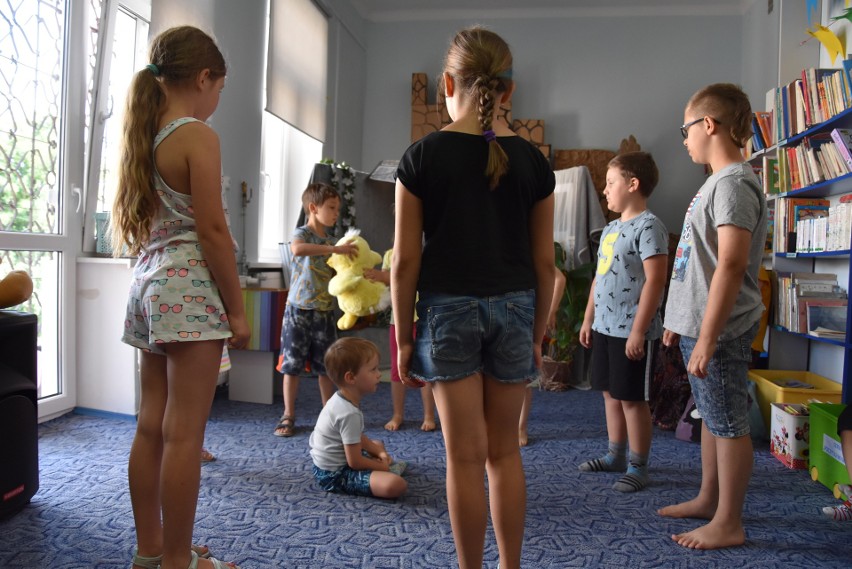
0;310;39;518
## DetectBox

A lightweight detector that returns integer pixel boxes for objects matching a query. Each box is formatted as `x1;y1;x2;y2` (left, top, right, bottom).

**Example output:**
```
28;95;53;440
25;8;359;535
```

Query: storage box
809;402;851;497
769;403;810;469
748;370;842;430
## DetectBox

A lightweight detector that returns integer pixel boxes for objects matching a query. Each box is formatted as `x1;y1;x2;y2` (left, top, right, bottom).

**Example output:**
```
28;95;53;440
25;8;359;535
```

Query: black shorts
590;330;657;402
838;405;852;436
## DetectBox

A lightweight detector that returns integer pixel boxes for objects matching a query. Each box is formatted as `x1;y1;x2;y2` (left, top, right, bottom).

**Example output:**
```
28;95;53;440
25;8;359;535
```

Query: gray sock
578;441;627;472
613;451;649;492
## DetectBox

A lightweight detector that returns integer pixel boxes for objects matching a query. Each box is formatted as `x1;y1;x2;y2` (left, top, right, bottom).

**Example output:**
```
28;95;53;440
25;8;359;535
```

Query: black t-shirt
397;131;555;296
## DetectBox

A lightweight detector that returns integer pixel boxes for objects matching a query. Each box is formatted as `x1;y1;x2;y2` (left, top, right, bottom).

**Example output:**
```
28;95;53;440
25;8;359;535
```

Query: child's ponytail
111;67;164;256
110;26;226;256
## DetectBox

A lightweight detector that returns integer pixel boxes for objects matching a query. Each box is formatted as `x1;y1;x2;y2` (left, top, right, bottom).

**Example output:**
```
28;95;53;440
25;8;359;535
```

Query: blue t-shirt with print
287;225;336;311
592;210;668;340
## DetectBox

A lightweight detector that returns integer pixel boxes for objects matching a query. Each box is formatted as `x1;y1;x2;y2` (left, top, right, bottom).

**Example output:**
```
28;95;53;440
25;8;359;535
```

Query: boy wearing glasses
659;83;767;550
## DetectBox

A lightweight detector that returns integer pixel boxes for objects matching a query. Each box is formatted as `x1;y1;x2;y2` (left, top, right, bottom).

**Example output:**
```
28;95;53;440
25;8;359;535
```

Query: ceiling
349;0;751;21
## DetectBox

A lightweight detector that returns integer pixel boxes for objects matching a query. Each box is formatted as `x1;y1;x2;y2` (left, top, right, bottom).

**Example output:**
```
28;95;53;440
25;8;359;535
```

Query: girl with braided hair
392;26;555;569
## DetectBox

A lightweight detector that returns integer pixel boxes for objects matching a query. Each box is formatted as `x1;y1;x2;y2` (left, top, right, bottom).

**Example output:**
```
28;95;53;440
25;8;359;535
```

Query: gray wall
146;2;798;246
360;15;745;233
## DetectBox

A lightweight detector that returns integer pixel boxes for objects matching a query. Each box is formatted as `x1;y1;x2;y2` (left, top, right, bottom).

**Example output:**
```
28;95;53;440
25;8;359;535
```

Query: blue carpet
0;381;850;568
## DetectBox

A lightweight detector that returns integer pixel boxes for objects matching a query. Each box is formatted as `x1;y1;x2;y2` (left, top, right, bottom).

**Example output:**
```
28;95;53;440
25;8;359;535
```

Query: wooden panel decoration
410;73;549;159
411;73;450;142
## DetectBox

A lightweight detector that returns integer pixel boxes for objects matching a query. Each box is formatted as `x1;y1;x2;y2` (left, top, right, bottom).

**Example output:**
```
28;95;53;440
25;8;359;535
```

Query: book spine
830;129;852;172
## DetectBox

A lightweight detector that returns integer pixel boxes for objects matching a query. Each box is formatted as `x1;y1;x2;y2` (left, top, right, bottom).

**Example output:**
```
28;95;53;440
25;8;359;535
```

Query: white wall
360;14;744;233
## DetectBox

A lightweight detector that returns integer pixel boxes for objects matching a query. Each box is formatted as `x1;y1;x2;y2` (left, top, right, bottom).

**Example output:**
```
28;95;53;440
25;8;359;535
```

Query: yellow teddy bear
327;228;391;330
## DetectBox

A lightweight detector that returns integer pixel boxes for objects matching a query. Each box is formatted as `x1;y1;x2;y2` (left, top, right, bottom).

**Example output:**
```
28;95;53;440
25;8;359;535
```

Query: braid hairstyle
442;26;513;189
111;26;226;256
687;83;752;149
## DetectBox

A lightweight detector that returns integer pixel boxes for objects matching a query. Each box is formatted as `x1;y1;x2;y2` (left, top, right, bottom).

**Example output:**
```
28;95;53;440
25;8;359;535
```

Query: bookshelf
751;98;852;404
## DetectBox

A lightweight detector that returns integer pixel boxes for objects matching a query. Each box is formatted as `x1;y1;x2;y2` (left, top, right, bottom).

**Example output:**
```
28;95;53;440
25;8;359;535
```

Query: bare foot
384;415;403;431
657;497;716;519
519;428;528;447
671;520;745;550
200;448;215;463
421;417;436;432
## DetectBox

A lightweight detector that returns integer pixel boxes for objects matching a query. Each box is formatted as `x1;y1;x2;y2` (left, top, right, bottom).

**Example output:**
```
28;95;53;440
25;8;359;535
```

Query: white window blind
266;0;328;142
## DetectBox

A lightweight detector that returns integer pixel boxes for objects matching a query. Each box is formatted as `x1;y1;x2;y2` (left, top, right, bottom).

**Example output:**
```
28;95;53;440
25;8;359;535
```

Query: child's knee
371;472;407;498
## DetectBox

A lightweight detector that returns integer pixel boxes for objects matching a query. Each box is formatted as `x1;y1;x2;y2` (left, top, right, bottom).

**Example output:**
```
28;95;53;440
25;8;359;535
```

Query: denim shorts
277;305;335;376
679;323;758;438
410;290;537;384
312;464;373;497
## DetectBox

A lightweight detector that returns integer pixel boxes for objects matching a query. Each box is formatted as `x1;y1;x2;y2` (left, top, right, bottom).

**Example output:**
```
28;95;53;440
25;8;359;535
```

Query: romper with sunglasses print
122;117;237;354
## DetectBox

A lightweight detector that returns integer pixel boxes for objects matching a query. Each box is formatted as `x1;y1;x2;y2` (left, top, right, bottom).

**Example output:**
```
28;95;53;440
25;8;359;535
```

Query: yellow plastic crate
748;370;842;430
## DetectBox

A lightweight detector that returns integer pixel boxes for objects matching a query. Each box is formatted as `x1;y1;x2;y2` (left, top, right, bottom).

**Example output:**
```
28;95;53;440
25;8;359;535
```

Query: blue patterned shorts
277;305;336;376
411;290;537;383
312;464;373;497
679;322;758;438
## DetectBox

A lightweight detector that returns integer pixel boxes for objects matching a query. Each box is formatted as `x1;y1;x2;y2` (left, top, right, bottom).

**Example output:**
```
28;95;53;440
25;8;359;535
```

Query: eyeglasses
680;116;722;139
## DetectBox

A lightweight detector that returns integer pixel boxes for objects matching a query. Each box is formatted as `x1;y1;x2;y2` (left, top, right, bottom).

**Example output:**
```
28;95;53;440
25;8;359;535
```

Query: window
0;0;98;403
257;0;327;265
257;112;323;263
86;0;149;235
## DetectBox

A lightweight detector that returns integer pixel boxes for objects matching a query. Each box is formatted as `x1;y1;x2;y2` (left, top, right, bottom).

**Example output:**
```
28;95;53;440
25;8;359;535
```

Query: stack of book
774;197;830;252
759;129;852;195
773;194;852;253
773;272;847;335
826;194;852;251
764;59;852;144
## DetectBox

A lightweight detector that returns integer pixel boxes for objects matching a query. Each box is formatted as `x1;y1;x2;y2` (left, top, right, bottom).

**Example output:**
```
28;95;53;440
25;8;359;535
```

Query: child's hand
579;320;593;349
363;268;380;281
662;329;680;348
335;242;358;258
625;331;645;361
377;451;392;466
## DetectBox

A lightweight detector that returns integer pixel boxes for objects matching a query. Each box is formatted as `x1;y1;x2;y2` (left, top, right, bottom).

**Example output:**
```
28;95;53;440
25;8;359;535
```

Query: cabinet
751;108;852;404
227;287;287;404
76;257;140;417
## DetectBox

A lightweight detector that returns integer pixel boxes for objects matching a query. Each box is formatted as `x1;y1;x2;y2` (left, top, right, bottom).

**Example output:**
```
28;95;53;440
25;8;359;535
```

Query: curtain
266;0;328;142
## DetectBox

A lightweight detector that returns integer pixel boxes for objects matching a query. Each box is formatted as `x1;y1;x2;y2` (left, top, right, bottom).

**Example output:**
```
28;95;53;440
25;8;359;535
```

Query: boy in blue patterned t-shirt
273;183;357;437
578;152;669;493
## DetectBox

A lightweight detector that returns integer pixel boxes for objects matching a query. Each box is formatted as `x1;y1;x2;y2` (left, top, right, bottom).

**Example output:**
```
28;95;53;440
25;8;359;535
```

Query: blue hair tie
496;68;513;79
146;63;160;76
483;130;497;143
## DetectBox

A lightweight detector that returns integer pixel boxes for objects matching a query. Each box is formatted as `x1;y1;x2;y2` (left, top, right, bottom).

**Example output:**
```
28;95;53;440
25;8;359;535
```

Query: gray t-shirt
309;391;363;471
592;210;668;340
664;162;768;340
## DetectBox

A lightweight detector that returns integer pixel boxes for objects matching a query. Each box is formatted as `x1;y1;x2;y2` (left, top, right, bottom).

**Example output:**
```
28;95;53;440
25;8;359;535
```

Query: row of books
772;195;852;253
759;60;852;146
794;196;852;253
760;128;852;195
773;271;847;337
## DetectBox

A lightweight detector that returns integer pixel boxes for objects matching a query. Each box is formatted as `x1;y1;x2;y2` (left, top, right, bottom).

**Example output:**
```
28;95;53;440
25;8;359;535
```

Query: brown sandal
273;415;295;437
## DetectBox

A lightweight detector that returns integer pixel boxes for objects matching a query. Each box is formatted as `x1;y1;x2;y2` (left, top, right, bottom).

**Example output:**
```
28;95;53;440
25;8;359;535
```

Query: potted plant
540;242;595;391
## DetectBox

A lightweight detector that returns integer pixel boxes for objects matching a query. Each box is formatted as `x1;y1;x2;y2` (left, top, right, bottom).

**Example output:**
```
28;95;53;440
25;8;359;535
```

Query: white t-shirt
309;391;363;471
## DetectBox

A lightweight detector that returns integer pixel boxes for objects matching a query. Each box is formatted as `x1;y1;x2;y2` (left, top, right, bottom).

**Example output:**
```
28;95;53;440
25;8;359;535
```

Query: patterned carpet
1;381;850;568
